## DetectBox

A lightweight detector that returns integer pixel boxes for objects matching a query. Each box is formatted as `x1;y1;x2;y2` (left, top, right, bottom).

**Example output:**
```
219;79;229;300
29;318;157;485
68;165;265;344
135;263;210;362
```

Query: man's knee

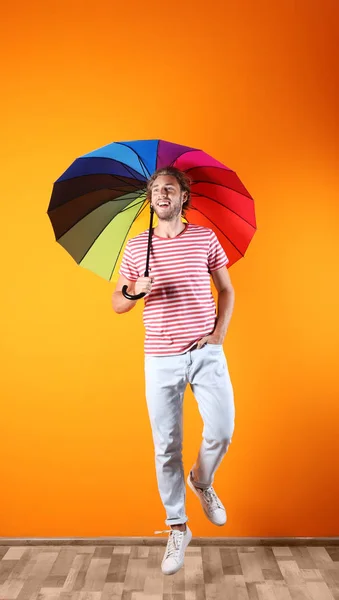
220;435;233;449
209;421;234;445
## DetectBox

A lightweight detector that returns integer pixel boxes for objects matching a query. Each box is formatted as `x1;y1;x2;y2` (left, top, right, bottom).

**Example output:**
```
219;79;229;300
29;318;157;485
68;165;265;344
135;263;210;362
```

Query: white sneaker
187;471;227;526
154;525;192;575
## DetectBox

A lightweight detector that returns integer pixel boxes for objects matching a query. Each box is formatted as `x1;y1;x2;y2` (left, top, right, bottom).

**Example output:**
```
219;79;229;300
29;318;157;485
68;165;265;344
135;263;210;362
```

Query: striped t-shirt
119;223;229;356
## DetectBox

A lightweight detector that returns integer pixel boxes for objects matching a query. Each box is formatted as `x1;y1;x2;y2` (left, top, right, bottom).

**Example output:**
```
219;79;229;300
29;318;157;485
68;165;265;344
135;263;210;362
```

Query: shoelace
154;529;184;559
201;487;223;510
190;474;223;511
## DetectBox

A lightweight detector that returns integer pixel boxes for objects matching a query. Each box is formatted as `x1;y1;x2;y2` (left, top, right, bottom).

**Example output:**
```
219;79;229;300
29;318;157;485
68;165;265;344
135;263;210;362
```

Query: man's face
150;175;187;221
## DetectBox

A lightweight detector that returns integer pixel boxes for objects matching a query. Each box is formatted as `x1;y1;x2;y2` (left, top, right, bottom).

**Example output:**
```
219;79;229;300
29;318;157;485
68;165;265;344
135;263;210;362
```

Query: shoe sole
187;474;226;526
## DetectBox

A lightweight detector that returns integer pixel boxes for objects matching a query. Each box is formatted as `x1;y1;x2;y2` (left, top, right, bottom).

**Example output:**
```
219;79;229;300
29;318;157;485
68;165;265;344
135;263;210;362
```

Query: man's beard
152;199;183;221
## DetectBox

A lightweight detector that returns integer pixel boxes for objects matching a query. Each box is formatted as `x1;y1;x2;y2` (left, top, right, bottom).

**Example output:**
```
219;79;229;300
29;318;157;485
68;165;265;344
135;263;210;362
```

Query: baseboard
1;537;338;546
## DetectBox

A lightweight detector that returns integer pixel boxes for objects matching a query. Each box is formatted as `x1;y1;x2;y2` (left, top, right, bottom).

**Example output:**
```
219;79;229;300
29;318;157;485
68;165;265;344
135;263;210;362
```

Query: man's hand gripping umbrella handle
122;205;154;300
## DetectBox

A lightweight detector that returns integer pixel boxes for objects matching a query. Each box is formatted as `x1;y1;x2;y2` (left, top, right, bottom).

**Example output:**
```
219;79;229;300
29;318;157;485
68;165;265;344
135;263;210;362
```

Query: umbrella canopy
47;139;256;282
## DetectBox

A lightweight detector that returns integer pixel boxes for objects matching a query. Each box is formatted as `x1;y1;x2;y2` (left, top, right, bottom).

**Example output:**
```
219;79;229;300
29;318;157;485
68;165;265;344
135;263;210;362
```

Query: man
112;166;235;576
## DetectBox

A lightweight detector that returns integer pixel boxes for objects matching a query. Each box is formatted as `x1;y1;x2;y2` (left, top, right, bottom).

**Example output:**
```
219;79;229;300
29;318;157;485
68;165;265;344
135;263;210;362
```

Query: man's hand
135;273;153;296
196;333;225;349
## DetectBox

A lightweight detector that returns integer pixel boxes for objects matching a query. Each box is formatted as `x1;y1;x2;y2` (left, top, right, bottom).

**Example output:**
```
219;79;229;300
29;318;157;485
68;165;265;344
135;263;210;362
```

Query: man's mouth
158;201;170;207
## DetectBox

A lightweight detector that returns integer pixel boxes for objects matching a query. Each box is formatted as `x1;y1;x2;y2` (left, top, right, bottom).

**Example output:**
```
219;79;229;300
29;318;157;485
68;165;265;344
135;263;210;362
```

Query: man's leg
144;353;189;527
189;344;235;488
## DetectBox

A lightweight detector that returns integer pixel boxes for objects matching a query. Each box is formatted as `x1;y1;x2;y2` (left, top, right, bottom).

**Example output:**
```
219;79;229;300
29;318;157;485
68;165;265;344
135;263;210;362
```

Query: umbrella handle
121;205;154;301
121;285;146;300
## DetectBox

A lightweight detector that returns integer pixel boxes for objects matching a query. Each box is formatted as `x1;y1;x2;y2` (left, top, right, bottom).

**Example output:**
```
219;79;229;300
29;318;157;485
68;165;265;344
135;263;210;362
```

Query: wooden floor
1;543;339;600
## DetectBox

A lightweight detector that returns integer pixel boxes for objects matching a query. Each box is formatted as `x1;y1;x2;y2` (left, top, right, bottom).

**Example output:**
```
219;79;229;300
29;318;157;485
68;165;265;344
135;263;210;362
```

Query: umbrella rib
84;154;149;185
54;193;146;243
108;168;147;189
118;196;146;212
190;191;256;230
49;177;147;215
115;142;152;179
60;158;147;191
168;153;253;200
108;200;150;280
169;148;200;168
190;171;253;200
97;168;146;191
187;207;247;257
77;199;149;270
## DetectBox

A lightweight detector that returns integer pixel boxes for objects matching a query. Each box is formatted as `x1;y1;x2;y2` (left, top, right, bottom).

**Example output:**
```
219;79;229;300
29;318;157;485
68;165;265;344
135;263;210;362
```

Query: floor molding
1;537;339;546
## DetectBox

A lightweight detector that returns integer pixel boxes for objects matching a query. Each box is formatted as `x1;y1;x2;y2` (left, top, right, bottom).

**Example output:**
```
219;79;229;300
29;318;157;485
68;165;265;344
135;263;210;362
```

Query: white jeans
144;343;235;526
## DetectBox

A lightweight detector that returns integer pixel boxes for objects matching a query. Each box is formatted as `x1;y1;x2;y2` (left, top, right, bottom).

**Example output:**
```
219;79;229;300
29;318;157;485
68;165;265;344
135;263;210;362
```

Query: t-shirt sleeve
119;242;139;281
207;230;229;272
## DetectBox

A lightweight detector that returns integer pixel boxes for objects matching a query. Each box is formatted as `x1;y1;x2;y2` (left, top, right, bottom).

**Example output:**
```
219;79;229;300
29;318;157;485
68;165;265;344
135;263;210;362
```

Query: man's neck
153;218;186;239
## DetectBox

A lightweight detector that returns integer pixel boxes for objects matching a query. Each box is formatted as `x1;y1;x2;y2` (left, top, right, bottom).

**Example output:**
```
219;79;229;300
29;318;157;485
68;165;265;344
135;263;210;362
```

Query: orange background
1;0;338;538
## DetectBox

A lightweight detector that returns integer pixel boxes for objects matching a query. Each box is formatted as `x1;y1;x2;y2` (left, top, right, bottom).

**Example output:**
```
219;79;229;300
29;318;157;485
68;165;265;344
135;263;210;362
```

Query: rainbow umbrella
47;139;256;299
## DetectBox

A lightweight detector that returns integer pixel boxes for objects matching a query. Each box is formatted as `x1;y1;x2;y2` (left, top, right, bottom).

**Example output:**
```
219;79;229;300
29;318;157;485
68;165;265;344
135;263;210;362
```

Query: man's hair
146;166;192;218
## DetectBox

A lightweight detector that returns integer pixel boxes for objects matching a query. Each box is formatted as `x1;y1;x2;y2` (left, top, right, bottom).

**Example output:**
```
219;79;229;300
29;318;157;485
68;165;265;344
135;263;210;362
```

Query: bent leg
189;344;235;489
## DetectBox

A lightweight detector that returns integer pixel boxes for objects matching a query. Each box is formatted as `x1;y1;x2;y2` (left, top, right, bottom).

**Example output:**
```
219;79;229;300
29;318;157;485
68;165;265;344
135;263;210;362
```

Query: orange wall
1;0;338;537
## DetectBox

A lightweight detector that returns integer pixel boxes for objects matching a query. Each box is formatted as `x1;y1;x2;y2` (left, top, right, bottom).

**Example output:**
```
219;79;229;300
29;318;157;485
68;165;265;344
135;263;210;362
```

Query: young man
112;166;235;576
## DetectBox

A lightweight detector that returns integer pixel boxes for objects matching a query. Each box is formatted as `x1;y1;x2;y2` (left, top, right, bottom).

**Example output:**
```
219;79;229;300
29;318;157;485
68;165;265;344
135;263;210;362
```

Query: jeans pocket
206;343;223;349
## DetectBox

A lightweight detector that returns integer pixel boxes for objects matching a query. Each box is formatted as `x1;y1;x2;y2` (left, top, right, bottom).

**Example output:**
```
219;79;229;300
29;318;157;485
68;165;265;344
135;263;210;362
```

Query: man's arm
196;265;235;348
211;265;235;341
112;274;138;314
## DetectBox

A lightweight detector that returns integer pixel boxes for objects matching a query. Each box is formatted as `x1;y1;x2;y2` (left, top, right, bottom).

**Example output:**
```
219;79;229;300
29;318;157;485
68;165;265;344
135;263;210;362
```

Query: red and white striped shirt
119;223;229;356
